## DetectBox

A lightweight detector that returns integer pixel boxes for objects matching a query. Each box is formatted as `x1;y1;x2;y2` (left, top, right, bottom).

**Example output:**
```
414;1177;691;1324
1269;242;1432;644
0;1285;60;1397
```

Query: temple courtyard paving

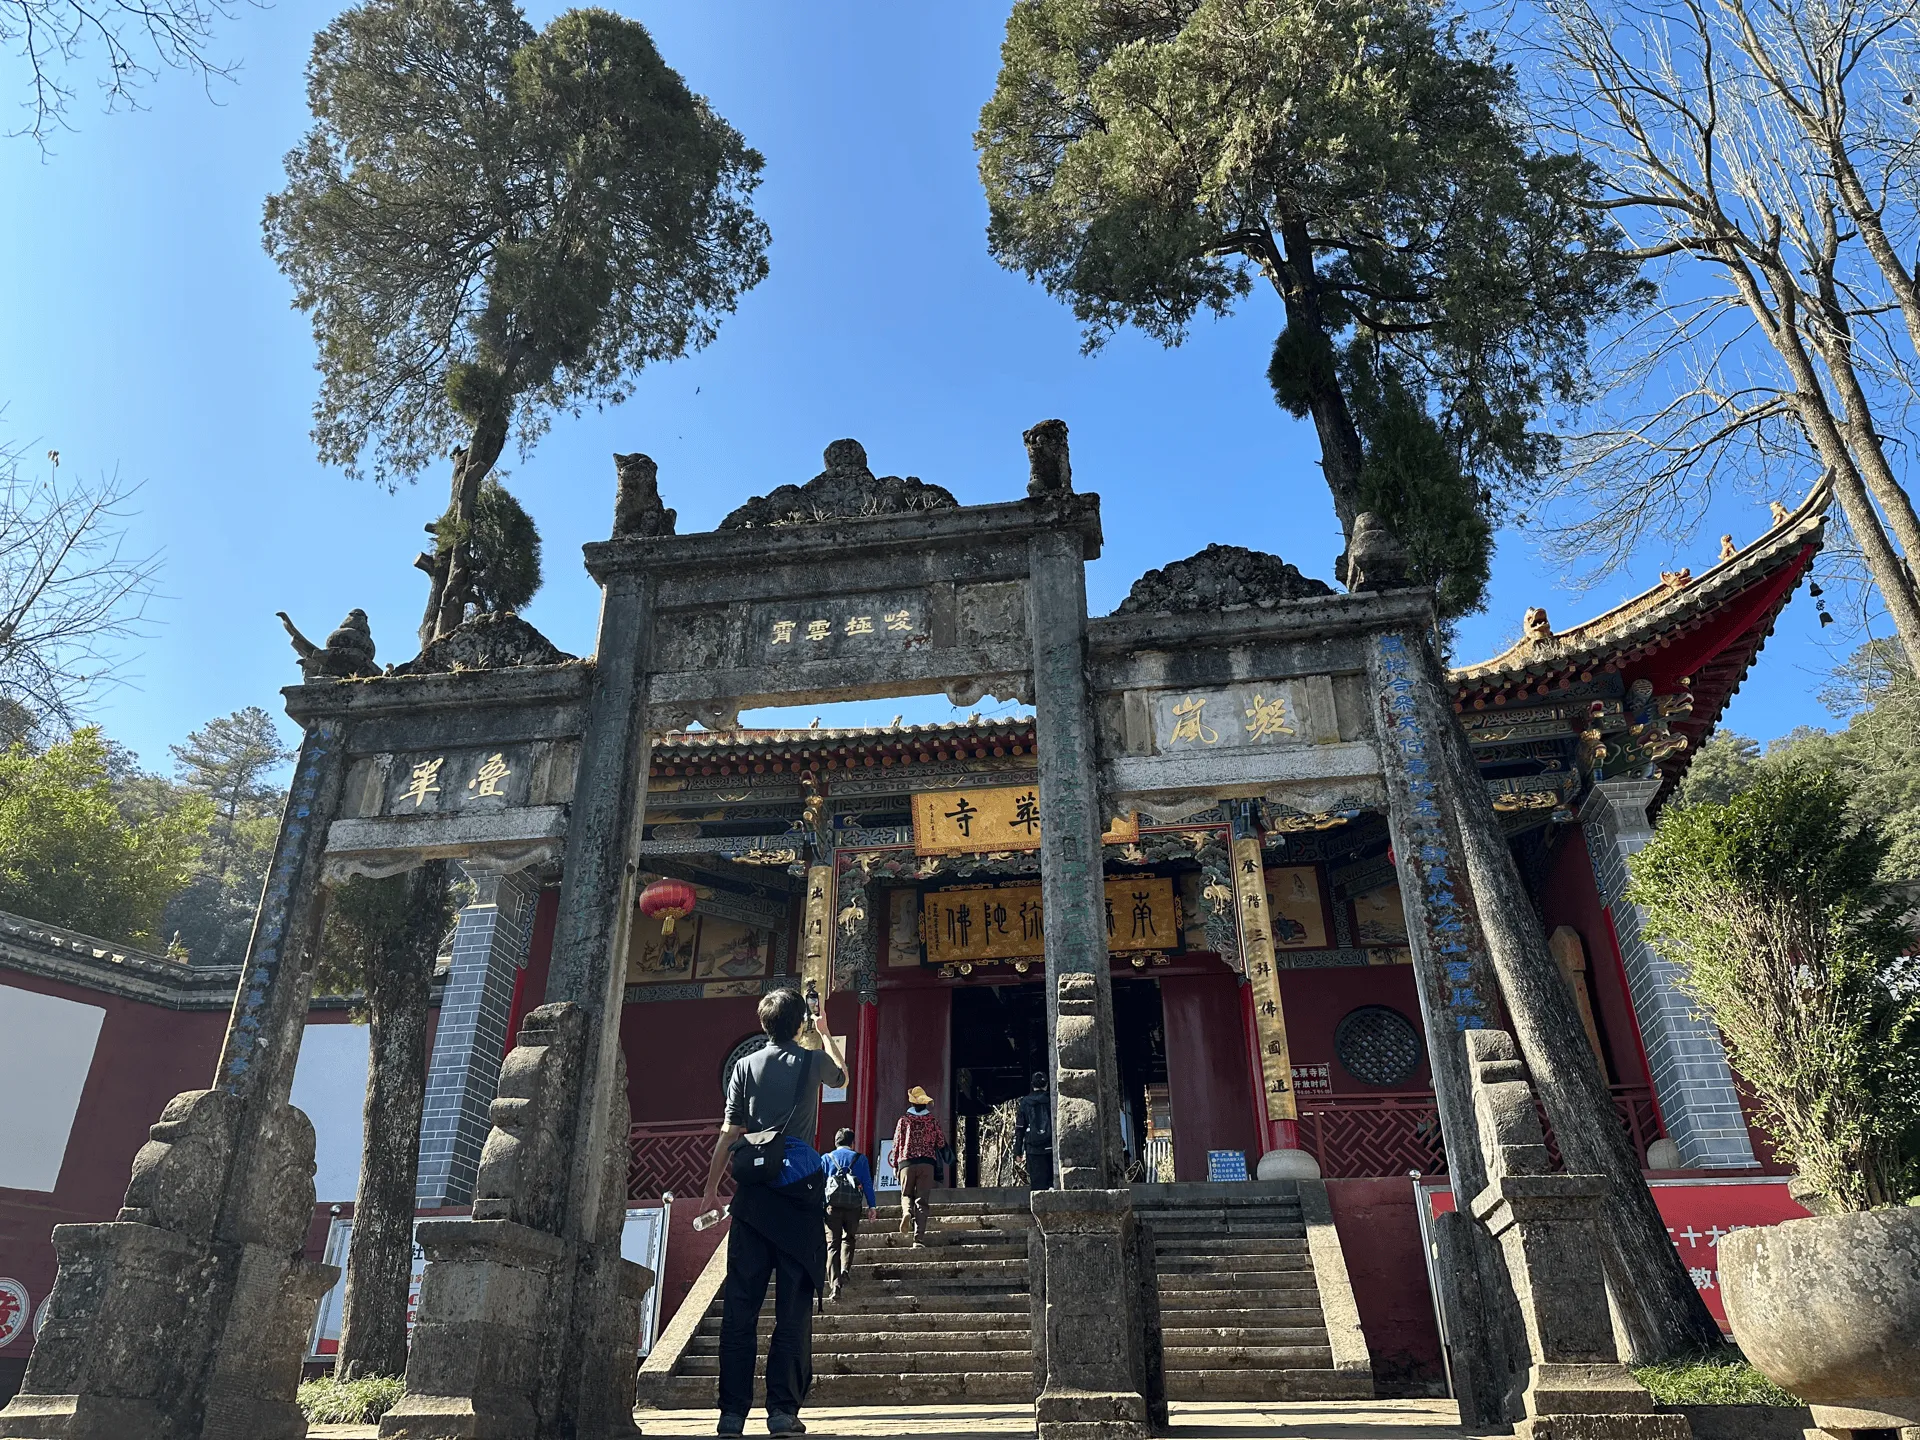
309;1399;1472;1438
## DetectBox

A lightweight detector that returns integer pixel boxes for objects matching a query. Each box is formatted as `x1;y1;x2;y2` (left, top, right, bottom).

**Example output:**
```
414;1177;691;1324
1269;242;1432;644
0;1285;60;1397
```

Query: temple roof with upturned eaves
1449;479;1828;697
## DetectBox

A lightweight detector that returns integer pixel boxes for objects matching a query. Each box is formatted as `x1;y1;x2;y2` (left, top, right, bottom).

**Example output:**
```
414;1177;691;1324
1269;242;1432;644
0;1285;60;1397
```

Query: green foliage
978;0;1647;614
1629;765;1920;1210
435;478;543;614
1632;1346;1801;1406
263;0;769;490
0;729;211;944
1673;731;1762;809
297;1375;406;1425
1345;350;1492;618
313;868;459;1010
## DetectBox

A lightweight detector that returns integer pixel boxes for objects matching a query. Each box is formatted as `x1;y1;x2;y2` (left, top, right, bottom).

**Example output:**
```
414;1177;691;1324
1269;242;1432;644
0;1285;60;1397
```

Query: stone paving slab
311;1399;1473;1439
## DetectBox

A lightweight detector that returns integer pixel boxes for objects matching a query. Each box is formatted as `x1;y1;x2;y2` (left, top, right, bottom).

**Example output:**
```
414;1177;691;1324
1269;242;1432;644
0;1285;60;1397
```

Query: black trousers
1025;1147;1055;1189
718;1217;815;1418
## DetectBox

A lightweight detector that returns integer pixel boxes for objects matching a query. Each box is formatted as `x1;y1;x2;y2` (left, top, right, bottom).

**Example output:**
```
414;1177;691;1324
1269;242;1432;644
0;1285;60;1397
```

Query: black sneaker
767;1415;806;1436
717;1415;746;1436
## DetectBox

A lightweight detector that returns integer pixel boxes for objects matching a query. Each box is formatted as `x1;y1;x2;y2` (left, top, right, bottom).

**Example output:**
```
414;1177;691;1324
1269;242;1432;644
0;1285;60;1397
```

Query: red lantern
638;877;698;935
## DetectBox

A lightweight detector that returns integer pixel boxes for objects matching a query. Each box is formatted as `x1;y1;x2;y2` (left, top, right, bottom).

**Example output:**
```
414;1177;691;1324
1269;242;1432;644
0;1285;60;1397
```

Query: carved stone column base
1031;1189;1166;1440
381;1218;649;1440
0;1219;336;1440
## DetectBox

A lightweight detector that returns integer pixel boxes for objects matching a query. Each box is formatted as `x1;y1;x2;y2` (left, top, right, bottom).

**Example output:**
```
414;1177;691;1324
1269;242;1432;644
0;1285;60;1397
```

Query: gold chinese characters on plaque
911;786;1045;855
921;875;1177;965
911;785;1141;856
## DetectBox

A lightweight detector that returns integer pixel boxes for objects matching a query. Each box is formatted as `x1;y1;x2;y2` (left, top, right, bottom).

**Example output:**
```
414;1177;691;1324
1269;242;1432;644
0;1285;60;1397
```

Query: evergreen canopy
976;0;1645;616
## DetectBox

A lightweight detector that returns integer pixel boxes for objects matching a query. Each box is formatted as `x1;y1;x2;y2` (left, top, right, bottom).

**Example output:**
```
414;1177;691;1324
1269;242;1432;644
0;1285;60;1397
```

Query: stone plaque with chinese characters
1148;678;1340;753
382;747;532;814
911;785;1045;856
752;593;928;665
920;875;1177;964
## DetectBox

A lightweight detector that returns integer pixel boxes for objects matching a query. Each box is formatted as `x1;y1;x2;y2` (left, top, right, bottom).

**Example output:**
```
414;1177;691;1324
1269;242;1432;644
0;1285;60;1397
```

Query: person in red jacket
889;1086;946;1245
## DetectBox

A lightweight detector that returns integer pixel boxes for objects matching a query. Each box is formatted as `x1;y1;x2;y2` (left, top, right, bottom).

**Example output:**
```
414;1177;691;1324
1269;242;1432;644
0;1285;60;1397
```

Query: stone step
1163;1369;1374;1402
1154;1255;1313;1277
1161;1344;1335;1370
1152;1238;1308;1257
1147;1223;1306;1241
684;1328;1033;1357
676;1349;1033;1378
860;1258;1028;1282
643;1371;1036;1407
1155;1272;1319;1295
694;1310;1031;1339
1156;1305;1327;1329
1162;1326;1330;1347
855;1241;1028;1263
818;1281;1031;1304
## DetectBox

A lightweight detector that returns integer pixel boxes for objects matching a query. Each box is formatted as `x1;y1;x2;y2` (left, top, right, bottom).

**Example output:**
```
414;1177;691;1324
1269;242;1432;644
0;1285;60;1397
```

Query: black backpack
825;1153;864;1209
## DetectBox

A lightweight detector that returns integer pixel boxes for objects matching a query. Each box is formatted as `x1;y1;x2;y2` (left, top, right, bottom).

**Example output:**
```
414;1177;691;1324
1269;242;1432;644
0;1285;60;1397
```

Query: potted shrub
1629;764;1920;1435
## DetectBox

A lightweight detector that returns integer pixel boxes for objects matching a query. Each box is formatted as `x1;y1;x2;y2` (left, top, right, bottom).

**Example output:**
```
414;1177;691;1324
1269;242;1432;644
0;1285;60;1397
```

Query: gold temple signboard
912;785;1044;855
922;875;1177;964
911;785;1142;856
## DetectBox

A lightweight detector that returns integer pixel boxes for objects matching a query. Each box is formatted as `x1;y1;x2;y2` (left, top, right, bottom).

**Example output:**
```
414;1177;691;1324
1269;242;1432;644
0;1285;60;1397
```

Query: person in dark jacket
701;988;846;1437
819;1127;876;1302
1011;1070;1054;1189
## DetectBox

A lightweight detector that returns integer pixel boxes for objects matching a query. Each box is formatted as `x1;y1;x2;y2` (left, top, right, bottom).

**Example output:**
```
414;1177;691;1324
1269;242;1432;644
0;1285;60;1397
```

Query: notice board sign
1207;1150;1249;1182
1418;1175;1810;1331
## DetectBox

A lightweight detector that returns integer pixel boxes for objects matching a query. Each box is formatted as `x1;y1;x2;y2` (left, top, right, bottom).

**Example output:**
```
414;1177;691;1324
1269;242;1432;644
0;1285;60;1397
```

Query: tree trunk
1259;219;1367;535
432;413;511;643
336;861;449;1380
1424;658;1724;1360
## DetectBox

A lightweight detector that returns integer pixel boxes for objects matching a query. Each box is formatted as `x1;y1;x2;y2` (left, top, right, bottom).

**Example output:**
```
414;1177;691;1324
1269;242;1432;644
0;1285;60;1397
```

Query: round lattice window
720;1034;768;1096
1334;1006;1423;1087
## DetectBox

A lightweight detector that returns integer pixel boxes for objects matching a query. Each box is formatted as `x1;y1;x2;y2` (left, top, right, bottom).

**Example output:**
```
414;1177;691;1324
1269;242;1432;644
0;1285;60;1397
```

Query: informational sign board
912;785;1045;856
309;1206;671;1360
1206;1150;1249;1182
1418;1175;1810;1331
874;1139;901;1192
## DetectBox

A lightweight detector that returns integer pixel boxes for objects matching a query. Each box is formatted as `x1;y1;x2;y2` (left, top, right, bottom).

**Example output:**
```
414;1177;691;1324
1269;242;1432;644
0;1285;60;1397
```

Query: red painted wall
622;995;766;1125
1324;1176;1446;1396
1160;968;1260;1179
1534;827;1650;1089
0;972;230;1385
1276;965;1432;1094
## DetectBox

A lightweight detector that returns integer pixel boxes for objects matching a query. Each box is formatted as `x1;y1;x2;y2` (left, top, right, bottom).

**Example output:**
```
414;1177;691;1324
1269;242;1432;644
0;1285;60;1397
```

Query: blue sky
0;2;1838;773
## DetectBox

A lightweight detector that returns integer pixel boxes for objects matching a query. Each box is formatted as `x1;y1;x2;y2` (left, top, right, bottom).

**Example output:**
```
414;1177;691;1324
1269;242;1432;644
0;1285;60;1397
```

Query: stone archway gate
0;430;1715;1440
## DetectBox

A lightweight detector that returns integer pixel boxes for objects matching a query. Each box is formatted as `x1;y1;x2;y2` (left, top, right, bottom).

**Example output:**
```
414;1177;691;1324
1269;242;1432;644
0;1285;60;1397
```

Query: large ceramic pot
1720;1205;1920;1434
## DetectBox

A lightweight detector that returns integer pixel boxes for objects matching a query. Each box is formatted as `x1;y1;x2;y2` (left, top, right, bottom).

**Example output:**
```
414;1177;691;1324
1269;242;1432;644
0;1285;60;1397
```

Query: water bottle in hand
692;1204;730;1232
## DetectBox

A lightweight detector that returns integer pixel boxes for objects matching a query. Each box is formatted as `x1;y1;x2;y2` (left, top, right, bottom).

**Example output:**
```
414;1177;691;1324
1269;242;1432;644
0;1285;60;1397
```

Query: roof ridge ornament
718;438;958;529
1115;542;1335;616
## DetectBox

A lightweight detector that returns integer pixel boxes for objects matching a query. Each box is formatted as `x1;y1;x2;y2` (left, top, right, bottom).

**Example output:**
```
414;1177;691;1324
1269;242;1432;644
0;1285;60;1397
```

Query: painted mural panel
626;912;771;987
1264;865;1329;950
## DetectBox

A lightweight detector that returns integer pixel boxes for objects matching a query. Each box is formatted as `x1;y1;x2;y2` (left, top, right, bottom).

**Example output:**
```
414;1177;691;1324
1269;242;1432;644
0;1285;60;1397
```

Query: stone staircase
1134;1183;1374;1402
638;1181;1371;1409
638;1192;1036;1407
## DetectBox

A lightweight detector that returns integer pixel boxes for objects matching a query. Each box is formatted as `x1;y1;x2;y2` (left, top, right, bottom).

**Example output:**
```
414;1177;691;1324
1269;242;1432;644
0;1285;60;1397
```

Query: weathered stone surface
471;1003;589;1231
280;607;382;681
1344;513;1415;592
1466;1030;1679;1439
1025;418;1073;498
1115;544;1334;617
719;439;957;528
611;453;676;538
1720;1207;1920;1426
1031;1189;1166;1439
389;613;574;677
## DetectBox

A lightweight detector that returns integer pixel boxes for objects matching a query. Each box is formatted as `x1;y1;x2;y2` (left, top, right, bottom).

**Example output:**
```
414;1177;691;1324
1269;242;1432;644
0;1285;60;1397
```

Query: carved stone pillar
0;721;349;1440
1026;523;1165;1439
1580;781;1756;1169
1464;1030;1686;1439
386;567;656;1439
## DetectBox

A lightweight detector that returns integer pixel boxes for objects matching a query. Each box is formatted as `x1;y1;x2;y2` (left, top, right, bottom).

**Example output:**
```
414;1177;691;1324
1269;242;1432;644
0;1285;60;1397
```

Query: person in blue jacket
819;1127;877;1302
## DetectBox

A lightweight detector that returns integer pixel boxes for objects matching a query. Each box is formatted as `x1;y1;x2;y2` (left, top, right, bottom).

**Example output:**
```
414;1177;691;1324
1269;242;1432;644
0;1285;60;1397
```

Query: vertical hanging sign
1232;829;1298;1145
